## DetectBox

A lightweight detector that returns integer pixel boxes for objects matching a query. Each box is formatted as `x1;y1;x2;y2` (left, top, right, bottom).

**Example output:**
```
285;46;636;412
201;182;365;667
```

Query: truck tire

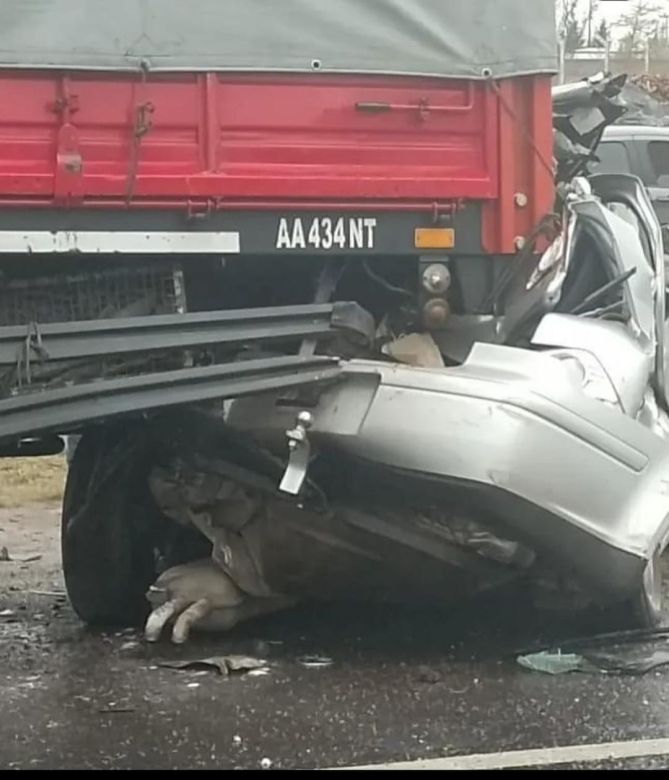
61;425;160;627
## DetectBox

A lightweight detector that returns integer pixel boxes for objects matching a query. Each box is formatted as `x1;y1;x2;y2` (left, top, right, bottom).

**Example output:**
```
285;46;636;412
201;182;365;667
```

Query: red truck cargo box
0;71;554;253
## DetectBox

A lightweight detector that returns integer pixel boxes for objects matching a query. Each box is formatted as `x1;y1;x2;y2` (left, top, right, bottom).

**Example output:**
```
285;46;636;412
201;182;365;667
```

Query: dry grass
0;456;67;508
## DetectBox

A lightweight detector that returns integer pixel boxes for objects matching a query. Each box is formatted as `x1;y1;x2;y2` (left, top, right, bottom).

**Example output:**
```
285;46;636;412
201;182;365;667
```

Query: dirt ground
0;457;66;603
0;457;66;508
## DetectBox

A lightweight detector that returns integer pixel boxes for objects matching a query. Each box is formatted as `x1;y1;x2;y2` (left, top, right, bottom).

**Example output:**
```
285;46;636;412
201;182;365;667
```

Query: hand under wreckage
144;558;295;644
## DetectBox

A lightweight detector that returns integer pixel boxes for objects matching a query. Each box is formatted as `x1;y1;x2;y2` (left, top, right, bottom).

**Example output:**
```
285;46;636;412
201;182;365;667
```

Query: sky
574;0;669;41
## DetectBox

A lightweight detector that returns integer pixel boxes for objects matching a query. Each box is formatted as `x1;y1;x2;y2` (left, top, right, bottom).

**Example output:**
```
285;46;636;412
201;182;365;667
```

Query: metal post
645;39;651;74
558;35;566;85
604;36;611;73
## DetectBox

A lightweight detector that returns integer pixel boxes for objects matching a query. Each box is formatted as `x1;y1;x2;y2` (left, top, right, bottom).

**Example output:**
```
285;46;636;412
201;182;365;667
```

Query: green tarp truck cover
0;0;557;79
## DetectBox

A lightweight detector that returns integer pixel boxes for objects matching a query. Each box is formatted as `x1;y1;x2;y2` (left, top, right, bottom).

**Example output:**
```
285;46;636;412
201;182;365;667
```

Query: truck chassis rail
0;302;372;367
0;301;371;443
0;354;341;443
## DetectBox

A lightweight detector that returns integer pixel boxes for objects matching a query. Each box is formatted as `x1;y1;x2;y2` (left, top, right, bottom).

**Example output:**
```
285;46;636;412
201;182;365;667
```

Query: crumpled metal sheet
148;448;534;605
553;73;628;182
617;81;669;128
150;462;277;600
158;655;268;676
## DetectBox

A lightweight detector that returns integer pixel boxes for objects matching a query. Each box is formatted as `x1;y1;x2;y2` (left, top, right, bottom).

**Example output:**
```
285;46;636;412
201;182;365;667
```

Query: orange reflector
414;227;455;250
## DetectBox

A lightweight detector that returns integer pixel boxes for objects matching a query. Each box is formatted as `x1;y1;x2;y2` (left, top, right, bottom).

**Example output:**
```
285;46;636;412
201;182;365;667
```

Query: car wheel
614;548;666;630
61;424;162;627
631;548;665;628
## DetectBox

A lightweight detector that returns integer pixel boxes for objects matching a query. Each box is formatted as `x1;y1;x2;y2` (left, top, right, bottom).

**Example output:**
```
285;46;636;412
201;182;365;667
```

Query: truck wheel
61;425;160;627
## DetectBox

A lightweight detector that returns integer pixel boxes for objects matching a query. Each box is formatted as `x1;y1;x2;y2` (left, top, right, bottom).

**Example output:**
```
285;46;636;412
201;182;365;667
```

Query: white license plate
275;216;377;251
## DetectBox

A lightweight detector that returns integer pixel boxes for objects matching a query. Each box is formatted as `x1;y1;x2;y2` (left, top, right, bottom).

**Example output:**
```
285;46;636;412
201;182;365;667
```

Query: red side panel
0;71;497;202
482;76;555;255
0;70;555;254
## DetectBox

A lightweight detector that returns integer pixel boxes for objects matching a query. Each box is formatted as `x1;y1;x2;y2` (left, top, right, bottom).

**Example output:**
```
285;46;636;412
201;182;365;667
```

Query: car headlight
549;349;622;411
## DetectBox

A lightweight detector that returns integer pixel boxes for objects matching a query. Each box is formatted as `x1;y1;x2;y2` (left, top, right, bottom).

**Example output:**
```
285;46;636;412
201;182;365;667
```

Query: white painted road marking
0;230;241;254
329;737;669;770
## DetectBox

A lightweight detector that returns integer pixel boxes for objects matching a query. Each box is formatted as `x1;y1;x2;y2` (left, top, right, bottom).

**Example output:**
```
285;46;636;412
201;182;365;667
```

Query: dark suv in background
594;125;669;250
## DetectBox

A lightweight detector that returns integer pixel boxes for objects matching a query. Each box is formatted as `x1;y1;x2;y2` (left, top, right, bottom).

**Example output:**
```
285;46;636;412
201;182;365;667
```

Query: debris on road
225;655;269;673
517;651;591;675
247;668;271;677
119;641;144;658
0;547;42;564
158;655;269;677
416;665;443;684
518;634;669;676
0;608;17;621
260;757;273;770
584;649;669;676
297;655;333;669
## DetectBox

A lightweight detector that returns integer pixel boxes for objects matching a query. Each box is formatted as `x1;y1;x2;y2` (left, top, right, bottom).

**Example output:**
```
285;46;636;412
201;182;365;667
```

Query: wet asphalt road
3;583;669;770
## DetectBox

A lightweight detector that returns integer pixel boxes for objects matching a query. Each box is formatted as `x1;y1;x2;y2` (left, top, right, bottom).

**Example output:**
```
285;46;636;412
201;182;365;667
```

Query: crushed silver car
50;73;669;642
132;166;669;643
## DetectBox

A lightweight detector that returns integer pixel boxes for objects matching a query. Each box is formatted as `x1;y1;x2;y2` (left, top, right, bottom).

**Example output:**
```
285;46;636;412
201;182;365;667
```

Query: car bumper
230;343;669;602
